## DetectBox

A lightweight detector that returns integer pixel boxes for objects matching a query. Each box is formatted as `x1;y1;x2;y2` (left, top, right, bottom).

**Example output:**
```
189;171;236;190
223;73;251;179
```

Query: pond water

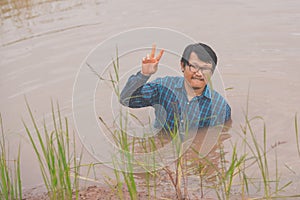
1;0;300;197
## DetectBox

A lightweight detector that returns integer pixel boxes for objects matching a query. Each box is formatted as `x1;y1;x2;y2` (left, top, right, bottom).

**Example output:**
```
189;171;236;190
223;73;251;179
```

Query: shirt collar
203;84;212;99
174;77;184;89
175;77;212;99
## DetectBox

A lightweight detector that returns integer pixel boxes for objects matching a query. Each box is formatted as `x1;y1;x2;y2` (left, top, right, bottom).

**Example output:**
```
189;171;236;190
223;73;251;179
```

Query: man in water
120;43;231;134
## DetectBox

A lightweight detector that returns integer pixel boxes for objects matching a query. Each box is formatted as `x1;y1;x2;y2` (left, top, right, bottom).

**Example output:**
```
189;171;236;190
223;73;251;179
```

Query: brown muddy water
1;0;300;198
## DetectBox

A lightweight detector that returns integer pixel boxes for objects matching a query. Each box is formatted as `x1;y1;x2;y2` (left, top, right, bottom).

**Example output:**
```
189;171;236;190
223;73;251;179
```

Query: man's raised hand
141;44;164;76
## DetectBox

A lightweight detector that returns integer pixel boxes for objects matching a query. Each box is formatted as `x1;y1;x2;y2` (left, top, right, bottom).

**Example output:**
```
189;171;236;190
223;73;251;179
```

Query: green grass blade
22;120;51;190
295;113;300;157
17;145;22;200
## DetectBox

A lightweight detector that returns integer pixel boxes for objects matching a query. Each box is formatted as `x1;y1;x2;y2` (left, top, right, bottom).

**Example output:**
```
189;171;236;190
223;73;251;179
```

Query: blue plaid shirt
120;71;231;131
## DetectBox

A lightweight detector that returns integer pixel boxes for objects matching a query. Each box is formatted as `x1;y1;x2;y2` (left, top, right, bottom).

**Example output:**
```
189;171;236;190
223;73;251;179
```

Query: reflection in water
185;131;231;181
131;123;232;198
184;120;232;180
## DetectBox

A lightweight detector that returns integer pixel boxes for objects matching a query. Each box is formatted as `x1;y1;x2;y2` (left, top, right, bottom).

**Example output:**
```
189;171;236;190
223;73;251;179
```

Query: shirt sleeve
120;71;160;108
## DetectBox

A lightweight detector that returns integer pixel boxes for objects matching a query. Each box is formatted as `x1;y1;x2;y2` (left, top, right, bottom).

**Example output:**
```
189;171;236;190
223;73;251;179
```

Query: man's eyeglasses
187;62;213;74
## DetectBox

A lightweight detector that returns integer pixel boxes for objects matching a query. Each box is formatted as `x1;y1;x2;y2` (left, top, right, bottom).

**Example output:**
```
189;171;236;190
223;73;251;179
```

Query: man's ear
180;62;185;72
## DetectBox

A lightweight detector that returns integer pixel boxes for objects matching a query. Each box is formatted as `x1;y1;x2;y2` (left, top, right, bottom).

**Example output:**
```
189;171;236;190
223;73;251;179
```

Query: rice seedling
160;122;190;200
0;113;22;200
210;113;300;200
23;99;82;200
93;50;139;200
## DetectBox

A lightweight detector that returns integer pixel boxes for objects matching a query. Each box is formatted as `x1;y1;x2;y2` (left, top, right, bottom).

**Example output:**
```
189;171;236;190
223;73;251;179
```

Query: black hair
180;43;218;72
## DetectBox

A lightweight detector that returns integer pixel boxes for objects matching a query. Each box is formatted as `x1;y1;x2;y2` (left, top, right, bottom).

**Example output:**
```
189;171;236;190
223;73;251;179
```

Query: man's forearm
119;71;150;106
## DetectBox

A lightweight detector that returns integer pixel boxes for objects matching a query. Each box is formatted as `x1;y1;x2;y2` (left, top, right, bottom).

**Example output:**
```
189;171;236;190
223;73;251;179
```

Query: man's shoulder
210;89;229;104
152;76;183;85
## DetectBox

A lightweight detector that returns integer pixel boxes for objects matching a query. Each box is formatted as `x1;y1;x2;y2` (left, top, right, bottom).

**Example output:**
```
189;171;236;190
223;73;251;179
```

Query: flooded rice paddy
1;0;300;198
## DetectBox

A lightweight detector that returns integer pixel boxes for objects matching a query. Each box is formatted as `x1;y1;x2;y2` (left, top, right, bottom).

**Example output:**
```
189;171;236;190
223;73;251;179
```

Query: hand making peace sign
141;44;164;76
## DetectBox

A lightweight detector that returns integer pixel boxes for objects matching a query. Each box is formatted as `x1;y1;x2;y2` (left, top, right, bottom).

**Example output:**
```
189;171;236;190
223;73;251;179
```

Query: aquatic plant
23;99;82;200
0;114;22;200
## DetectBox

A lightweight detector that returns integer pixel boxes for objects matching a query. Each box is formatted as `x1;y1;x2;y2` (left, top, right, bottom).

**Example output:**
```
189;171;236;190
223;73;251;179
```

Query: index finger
156;49;164;61
150;44;156;58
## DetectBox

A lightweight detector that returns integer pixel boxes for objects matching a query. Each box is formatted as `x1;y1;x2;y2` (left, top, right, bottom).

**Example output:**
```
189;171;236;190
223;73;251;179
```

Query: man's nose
195;70;204;76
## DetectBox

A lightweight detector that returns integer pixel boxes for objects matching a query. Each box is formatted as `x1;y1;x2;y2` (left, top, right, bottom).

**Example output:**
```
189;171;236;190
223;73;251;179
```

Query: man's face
181;52;213;92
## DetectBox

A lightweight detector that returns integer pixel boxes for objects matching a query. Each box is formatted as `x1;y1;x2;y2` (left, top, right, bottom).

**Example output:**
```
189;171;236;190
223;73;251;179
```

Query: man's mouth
192;77;205;81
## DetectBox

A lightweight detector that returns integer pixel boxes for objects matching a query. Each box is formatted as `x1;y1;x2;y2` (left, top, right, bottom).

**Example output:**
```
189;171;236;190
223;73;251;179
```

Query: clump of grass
0;113;22;200
160;119;190;200
110;51;138;200
197;113;300;200
93;49;139;199
23;99;82;200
